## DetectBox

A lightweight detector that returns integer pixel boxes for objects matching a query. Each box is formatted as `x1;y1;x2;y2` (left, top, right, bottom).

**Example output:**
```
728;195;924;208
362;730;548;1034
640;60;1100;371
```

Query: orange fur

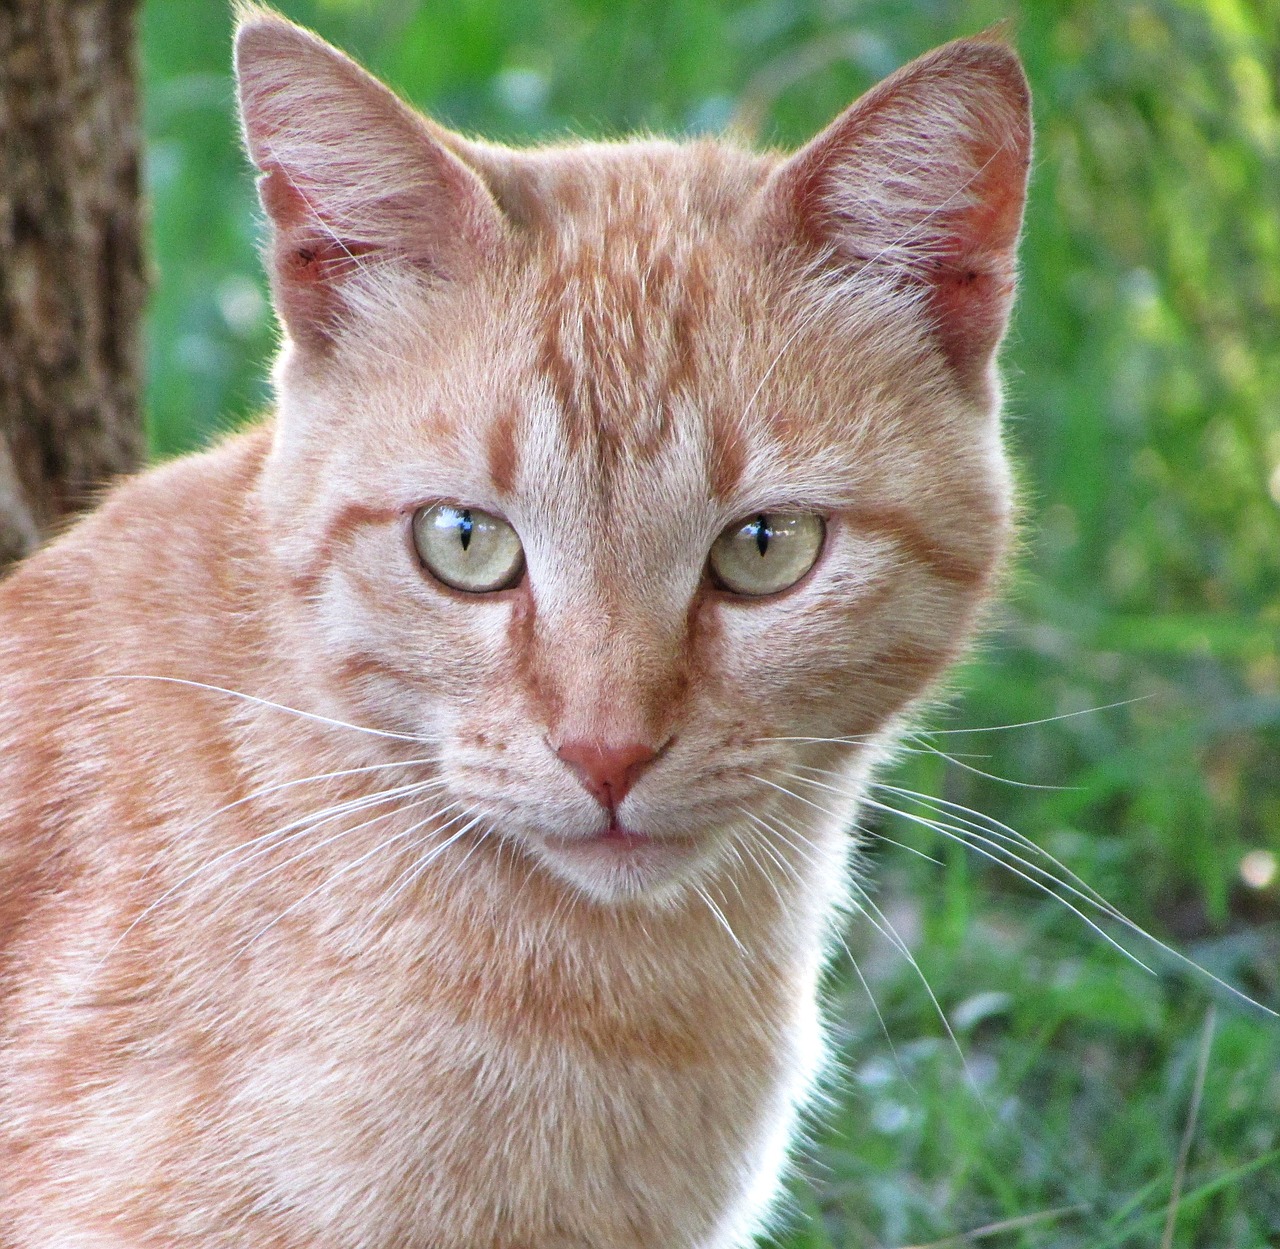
0;12;1029;1246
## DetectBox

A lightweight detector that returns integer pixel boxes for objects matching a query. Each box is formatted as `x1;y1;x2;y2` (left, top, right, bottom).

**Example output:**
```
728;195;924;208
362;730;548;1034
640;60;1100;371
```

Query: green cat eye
709;512;825;597
412;504;525;594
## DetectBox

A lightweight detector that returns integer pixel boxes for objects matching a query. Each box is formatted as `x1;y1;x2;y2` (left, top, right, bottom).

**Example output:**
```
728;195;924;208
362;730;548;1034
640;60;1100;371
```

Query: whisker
375;814;467;912
434;816;494;894
181;778;448;905
357;808;484;941
146;756;441;864
237;810;479;955
867;790;1278;1014
919;695;1153;736
76;779;448;999
694;883;747;955
735;833;789;908
353;828;443;942
832;924;914;1092
749;772;945;866
59;675;433;743
201;757;440;829
843;869;978;1102
741;801;969;1085
754;766;1272;1020
763;765;1272;1012
874;783;1112;910
208;790;450;922
741;807;913;1086
791;766;1138;942
849;789;1162;975
735;809;803;888
905;737;1073;790
752;732;942;762
749;733;880;746
873;785;1277;1015
736;805;824;874
742;804;953;1095
719;841;753;906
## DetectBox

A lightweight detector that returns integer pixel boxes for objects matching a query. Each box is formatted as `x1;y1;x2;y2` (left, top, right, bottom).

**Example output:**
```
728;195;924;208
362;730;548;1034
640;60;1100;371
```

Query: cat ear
234;8;505;349
767;36;1031;383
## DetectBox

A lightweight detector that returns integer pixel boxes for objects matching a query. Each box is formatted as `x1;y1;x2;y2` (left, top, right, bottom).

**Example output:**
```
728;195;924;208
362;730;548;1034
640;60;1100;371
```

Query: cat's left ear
765;36;1032;385
234;8;505;350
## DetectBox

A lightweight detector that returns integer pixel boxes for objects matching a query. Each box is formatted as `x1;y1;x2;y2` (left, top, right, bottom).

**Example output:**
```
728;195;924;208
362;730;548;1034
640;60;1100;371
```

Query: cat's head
234;11;1030;903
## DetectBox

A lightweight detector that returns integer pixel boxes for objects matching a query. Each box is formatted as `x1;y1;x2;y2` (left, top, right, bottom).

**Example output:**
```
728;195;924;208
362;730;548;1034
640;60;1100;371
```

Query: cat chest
226;948;811;1248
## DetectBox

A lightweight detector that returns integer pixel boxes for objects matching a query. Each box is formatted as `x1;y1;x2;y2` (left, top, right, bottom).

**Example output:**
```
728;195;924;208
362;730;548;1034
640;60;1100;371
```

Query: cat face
237;19;1029;902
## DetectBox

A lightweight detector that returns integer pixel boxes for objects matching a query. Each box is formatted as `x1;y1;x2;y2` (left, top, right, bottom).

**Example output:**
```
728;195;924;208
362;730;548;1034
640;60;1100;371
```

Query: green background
140;1;1280;1244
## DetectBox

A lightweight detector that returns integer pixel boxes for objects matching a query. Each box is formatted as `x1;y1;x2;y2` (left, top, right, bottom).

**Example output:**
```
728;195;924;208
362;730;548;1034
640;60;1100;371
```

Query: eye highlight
412;504;525;593
709;513;824;597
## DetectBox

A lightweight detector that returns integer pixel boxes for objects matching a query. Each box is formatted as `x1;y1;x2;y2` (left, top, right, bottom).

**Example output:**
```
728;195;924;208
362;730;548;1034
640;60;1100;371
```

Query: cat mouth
543;821;702;859
532;818;715;898
594;821;657;849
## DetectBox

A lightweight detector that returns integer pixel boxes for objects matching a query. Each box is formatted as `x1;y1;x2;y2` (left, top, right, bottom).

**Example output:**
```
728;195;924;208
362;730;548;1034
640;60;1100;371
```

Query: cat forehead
306;137;957;512
463;144;931;488
468;138;776;240
491;138;785;448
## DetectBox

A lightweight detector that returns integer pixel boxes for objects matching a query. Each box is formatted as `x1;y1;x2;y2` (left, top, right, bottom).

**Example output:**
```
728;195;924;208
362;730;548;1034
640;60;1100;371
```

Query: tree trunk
0;0;145;573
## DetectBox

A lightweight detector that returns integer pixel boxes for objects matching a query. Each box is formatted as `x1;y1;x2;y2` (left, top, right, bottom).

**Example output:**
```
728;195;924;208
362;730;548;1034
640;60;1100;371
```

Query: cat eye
412;504;525;593
708;512;825;597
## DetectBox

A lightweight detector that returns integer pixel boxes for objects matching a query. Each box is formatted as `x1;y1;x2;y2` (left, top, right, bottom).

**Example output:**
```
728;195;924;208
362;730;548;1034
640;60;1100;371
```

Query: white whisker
694;883;747;955
919;696;1152;736
862;791;1157;973
741;800;967;1085
76;778;448;1000
787;765;1145;952
782;764;1165;978
59;675;432;743
749;772;944;866
237;809;476;955
883;797;1275;1018
737;805;824;874
875;783;1112;910
171;756;441;845
357;809;485;942
210;790;450;922
738;806;911;1086
906;737;1072;790
843;872;978;1102
832;924;913;1091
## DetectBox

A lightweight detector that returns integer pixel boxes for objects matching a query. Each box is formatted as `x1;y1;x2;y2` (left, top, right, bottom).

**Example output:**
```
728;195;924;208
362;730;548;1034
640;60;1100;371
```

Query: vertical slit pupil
459;509;473;552
753;514;770;557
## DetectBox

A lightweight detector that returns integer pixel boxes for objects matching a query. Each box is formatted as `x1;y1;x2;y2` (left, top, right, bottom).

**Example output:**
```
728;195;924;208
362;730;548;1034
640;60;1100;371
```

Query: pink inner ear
258;166;377;269
257;164;380;344
920;130;1028;376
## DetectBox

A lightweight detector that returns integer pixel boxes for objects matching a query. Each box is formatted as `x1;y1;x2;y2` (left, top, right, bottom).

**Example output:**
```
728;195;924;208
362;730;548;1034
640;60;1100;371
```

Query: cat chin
527;828;721;905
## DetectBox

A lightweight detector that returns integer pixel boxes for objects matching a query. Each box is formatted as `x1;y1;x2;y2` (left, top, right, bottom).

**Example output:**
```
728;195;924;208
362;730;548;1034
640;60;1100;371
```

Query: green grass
140;1;1280;1244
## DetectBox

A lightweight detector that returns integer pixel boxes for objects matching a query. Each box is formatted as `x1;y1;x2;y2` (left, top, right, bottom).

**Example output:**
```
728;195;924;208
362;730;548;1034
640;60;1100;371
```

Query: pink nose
556;740;660;811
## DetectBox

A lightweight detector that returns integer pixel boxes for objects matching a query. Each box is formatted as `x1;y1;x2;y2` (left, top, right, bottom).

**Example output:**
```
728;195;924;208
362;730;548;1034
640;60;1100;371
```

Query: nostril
555;739;663;811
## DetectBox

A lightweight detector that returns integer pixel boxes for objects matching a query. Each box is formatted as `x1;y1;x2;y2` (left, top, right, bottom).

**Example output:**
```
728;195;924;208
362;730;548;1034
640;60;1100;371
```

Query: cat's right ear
234;8;505;350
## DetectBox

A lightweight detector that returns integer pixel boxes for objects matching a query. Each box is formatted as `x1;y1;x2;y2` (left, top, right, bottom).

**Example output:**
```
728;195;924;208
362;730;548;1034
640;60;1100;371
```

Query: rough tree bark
0;0;146;573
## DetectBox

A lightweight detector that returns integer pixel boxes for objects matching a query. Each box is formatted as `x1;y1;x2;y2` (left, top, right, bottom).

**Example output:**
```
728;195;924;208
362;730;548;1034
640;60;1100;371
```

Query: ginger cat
0;10;1030;1247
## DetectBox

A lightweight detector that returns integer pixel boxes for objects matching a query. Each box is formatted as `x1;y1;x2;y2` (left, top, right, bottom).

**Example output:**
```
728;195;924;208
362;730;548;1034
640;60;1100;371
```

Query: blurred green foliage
140;0;1280;1244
